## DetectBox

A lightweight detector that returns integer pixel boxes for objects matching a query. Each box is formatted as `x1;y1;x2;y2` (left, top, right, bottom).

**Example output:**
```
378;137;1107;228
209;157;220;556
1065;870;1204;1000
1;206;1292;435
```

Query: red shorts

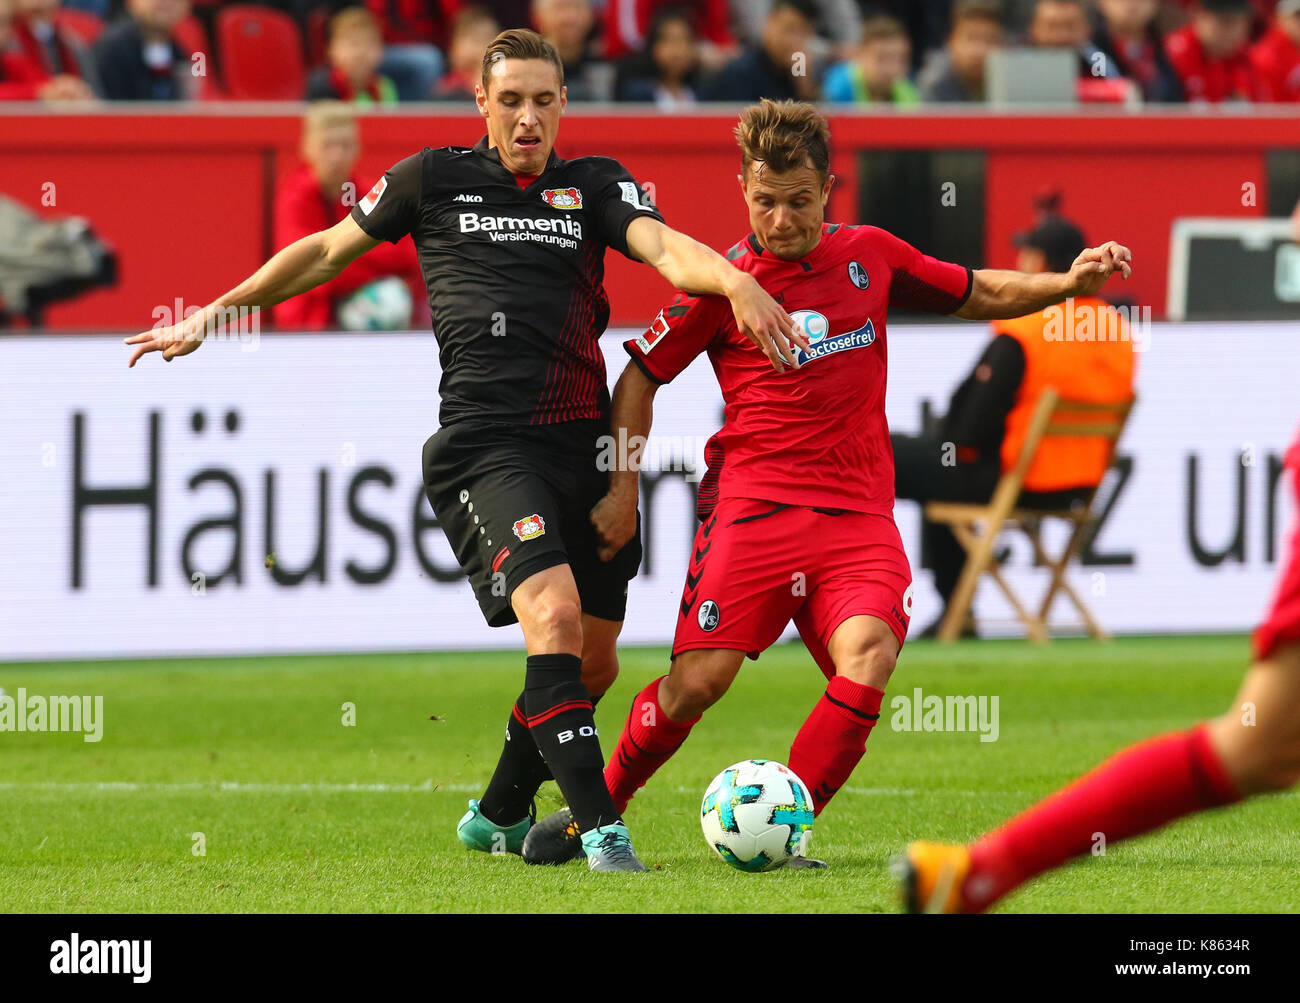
1253;436;1300;661
673;497;914;678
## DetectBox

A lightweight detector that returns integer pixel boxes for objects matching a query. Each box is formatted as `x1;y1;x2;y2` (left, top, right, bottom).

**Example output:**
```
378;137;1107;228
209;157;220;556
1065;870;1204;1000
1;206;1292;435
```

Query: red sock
603;676;699;815
788;676;884;815
963;724;1240;911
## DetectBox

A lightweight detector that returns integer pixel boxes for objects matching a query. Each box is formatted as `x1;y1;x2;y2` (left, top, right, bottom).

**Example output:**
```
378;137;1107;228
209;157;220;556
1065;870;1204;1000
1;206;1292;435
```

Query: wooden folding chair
924;388;1136;643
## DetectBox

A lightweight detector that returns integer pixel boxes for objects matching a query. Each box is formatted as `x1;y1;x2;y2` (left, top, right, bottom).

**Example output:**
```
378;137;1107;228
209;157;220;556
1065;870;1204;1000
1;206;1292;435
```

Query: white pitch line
3;781;1294;800
0;780;452;793
0;780;991;797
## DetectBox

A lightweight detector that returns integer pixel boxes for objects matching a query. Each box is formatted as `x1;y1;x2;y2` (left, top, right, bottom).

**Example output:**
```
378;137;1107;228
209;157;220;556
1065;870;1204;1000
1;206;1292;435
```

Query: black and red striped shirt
350;134;662;426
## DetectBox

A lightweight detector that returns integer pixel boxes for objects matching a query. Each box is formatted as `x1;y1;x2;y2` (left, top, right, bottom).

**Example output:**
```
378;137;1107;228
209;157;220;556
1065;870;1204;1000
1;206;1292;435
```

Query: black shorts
421;419;642;628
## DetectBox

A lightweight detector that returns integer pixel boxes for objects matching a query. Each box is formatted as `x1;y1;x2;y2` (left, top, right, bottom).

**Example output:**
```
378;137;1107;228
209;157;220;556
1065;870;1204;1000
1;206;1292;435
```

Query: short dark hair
736;99;831;181
646;4;698;46
951;0;1005;30
859;14;909;47
1198;0;1253;15
771;0;819;26
481;28;564;94
452;5;499;39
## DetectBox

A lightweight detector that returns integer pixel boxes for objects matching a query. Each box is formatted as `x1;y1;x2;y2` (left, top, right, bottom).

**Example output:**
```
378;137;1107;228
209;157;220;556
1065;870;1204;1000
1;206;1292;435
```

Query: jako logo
50;934;151;983
452;193;483;203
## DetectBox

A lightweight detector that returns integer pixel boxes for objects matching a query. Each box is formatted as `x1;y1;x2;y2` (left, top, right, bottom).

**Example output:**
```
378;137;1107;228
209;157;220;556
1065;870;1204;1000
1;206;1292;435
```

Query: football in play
700;759;815;872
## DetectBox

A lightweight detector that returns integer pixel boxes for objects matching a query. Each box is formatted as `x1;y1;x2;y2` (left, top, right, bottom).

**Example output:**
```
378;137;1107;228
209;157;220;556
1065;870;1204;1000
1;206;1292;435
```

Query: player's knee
1242;733;1300;793
1210;712;1300;794
835;642;898;689
662;669;727;720
527;595;584;651
581;650;618;697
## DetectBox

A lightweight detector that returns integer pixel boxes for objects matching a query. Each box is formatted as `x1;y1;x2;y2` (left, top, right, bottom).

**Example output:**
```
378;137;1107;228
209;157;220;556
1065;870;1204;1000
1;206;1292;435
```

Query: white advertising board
0;324;1294;660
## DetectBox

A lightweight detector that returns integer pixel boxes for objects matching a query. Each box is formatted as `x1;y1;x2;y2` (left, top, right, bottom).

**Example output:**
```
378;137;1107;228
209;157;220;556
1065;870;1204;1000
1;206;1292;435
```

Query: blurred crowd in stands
2;0;1299;105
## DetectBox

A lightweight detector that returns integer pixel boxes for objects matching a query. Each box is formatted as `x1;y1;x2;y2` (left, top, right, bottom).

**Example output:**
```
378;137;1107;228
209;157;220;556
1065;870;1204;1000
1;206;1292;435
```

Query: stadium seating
305;7;329;70
924;390;1137;644
215;5;306;101
172;15;224;100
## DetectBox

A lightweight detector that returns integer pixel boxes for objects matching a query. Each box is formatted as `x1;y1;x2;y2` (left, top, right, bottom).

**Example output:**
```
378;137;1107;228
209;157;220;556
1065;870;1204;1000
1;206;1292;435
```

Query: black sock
478;694;551;826
479;688;608;827
523;653;621;834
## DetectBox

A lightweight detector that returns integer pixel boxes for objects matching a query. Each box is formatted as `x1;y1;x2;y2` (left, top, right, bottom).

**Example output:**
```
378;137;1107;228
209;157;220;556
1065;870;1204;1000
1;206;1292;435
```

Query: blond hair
735;99;831;180
303;101;357;138
329;6;382;41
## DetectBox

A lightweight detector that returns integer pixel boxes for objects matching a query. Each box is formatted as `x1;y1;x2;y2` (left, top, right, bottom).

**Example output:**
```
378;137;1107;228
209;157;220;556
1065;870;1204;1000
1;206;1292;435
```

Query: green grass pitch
2;636;1296;913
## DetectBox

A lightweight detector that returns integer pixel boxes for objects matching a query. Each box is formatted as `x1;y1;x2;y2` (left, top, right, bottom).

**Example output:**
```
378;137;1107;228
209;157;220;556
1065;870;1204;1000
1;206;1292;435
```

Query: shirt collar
746;224;831;269
472;134;562;175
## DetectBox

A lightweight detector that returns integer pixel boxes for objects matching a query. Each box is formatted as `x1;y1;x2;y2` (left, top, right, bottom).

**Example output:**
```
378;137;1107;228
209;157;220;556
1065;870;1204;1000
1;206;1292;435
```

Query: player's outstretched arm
591;361;659;562
624;216;806;372
954;241;1133;321
124;216;382;367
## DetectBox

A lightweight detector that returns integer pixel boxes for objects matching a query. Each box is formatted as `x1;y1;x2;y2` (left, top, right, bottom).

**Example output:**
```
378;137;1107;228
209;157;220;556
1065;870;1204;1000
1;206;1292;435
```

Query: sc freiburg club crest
541;187;582;210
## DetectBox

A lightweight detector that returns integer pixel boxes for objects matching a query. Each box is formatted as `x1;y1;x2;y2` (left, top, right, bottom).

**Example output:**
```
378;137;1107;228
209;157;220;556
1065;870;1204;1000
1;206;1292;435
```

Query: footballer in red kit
902;427;1300;912
1253;434;1300;662
631;222;971;667
521;99;1134;867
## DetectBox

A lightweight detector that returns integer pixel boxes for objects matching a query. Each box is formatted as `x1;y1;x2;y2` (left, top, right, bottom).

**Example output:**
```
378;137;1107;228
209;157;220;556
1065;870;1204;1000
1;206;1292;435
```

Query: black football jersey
349;135;664;426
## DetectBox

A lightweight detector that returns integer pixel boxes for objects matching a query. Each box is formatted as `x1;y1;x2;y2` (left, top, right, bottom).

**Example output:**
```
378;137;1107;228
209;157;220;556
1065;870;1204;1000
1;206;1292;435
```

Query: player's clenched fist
124;315;206;368
1068;241;1133;297
590;487;638;562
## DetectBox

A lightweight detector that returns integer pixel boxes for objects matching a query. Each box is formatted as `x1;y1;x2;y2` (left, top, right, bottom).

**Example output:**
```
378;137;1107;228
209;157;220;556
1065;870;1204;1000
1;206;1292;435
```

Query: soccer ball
700;759;814;872
337;276;413;331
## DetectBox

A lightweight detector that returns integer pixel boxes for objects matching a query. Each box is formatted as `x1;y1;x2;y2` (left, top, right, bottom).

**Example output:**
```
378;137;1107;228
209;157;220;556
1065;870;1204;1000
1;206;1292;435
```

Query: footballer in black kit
348;136;659;628
125;28;800;873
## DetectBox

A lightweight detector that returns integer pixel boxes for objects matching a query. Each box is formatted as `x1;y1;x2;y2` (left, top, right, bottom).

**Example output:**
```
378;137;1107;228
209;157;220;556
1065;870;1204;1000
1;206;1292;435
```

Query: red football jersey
1250;24;1300;103
625;223;972;517
1164;23;1264;103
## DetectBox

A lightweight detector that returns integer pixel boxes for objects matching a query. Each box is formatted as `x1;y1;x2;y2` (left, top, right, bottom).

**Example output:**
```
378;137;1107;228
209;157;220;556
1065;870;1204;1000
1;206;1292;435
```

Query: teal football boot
581;823;647;873
456;798;531;855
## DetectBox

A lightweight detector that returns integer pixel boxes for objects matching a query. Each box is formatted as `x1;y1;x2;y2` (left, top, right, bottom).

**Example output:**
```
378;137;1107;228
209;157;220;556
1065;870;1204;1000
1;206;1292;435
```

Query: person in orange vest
893;217;1138;637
